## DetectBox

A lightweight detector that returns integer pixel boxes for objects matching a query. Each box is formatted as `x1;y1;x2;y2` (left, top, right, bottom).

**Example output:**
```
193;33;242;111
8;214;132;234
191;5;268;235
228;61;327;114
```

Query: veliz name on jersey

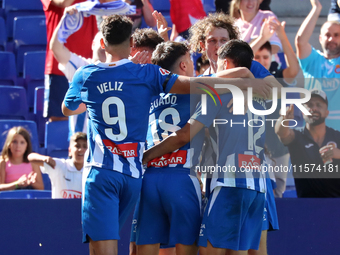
150;95;177;112
147;150;187;167
97;81;123;94
103;139;138;158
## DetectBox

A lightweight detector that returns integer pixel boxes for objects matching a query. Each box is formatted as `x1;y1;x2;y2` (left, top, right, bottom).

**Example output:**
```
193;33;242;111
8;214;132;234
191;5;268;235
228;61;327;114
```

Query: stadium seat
282;188;298;198
0;190;51;199
0;52;16;85
23;51;46;111
202;0;216;13
150;0;170;12
44;121;69;158
13;15;47;76
2;0;44;39
0;119;39;152
0;16;6;51
34;86;47;147
0;85;28;119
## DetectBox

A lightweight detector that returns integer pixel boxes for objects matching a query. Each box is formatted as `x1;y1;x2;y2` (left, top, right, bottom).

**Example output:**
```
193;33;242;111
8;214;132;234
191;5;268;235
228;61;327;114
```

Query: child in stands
0;127;44;190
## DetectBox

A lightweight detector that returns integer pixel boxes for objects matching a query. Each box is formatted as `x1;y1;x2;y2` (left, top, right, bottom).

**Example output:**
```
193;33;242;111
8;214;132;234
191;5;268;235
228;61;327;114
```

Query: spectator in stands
41;0;98;122
50;6;106;138
275;89;340;198
28;132;87;199
0;127;44;190
195;56;210;76
215;0;271;14
296;0;340;131
251;18;301;197
230;0;282;54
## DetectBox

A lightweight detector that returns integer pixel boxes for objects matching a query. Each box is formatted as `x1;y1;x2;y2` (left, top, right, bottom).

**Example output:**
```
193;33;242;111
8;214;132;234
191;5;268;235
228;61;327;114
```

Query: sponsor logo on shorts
103;140;138;158
61;190;82;199
147;150;187;167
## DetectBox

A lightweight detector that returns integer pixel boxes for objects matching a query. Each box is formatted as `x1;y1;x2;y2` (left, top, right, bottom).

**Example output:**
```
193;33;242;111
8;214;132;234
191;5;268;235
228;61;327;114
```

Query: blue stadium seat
282;187;298;198
0;52;17;85
0;190;51;199
0;85;28;119
13;15;47;76
44;121;69;158
2;0;44;39
0;119;39;152
23;51;46;111
0;16;6;51
150;0;170;12
202;0;216;13
34;86;47;147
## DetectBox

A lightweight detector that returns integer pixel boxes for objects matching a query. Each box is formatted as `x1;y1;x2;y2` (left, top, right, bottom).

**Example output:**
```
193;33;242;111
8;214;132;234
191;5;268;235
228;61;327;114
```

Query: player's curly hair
189;12;239;55
100;15;133;46
132;28;164;51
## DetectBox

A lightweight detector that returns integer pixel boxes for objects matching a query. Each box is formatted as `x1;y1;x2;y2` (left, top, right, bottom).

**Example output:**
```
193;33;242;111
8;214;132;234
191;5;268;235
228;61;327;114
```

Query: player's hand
129;50;150;64
64;5;78;15
152;11;171;39
310;0;322;9
44;156;56;169
245;79;272;99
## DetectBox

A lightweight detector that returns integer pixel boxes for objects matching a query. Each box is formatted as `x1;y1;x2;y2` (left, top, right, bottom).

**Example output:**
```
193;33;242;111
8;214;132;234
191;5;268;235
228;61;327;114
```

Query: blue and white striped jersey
63;59;178;178
192;93;266;193
146;93;202;173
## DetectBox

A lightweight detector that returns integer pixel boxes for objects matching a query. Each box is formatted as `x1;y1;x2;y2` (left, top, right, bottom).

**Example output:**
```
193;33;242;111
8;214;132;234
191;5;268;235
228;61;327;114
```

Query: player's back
65;59;178;178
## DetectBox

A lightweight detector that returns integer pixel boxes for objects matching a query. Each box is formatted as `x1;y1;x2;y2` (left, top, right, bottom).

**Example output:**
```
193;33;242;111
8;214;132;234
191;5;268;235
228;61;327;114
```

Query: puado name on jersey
97;81;123;94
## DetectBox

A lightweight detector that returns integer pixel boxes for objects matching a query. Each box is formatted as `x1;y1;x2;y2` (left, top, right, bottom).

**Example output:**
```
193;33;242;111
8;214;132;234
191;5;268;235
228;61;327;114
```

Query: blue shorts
262;178;279;231
198;186;265;251
82;166;142;242
44;74;69;118
135;168;201;246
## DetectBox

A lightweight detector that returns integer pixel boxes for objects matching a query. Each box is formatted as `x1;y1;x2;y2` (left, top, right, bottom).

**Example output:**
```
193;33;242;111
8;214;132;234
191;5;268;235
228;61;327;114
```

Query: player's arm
295;0;322;59
50;12;71;67
28;153;56;168
143;120;205;164
169;76;273;99
275;104;296;145
62;102;86;116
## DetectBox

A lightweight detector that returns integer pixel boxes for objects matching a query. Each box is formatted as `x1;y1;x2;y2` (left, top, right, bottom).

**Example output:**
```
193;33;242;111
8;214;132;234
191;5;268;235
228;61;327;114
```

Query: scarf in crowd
58;0;136;43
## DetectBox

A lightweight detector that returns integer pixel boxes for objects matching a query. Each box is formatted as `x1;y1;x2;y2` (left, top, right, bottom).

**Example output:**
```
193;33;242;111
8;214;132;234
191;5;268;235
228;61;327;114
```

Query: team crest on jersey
335;65;340;74
147;150;187;167
61;190;82;199
159;68;171;75
238;154;261;169
103;139;138;158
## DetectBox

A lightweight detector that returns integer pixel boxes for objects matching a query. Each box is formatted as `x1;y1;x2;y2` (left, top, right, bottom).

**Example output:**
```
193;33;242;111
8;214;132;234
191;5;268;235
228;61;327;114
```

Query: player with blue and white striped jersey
62;15;274;255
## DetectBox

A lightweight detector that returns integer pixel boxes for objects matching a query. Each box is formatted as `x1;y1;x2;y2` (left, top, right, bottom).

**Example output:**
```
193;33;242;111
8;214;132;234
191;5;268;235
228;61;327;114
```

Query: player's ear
199;41;205;52
100;38;105;49
130;37;133;47
224;59;228;70
179;60;186;71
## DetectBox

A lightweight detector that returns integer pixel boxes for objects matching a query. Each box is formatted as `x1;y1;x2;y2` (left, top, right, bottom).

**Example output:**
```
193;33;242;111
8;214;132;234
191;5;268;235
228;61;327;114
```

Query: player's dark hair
151;42;189;71
195;55;210;73
218;39;253;69
132;28;164;50
100;15;133;46
258;41;272;54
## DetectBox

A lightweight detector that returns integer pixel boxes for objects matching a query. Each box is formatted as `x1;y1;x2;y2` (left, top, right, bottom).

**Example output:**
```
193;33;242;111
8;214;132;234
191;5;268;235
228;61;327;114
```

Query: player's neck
105;45;130;62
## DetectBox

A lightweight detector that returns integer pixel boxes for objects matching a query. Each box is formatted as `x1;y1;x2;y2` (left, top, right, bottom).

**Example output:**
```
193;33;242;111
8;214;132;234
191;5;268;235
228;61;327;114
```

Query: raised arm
152;11;171;42
50;8;75;66
275;19;300;84
295;0;322;59
142;0;156;27
275;104;296;145
250;17;276;54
